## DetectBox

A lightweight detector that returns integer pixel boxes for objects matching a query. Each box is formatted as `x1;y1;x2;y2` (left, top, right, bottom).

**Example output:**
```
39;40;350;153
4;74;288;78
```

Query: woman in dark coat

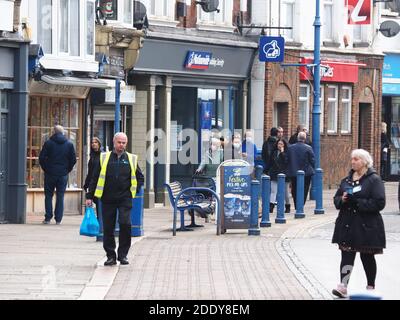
83;137;102;212
331;149;386;298
267;139;291;213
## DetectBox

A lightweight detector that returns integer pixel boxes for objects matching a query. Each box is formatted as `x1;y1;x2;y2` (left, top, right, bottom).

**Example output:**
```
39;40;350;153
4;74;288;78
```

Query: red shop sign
299;58;365;83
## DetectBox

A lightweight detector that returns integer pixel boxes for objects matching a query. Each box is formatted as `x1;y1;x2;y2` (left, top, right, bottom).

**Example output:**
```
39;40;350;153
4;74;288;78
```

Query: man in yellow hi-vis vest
86;132;144;266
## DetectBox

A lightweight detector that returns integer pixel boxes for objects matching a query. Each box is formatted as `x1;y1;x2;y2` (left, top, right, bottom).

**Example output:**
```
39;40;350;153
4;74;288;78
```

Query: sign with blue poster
383;54;400;95
200;101;212;129
221;165;252;230
259;36;285;63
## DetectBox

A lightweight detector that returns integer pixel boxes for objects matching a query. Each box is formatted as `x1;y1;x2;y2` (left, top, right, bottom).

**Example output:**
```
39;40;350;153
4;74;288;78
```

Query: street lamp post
312;0;325;215
114;78;121;134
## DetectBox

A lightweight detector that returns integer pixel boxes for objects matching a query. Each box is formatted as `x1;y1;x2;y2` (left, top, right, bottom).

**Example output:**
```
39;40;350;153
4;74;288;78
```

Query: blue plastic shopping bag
80;206;100;237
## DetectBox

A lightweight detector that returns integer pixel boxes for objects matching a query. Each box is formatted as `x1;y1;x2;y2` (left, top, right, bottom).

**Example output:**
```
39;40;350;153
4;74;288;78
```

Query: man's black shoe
118;257;129;265
104;258;117;266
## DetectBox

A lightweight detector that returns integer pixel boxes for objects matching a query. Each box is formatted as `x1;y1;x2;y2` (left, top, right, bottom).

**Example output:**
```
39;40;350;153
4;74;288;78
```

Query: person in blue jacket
242;130;258;167
39;125;76;225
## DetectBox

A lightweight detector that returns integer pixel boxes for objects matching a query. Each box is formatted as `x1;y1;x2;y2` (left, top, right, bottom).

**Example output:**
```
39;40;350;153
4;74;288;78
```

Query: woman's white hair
351;149;373;168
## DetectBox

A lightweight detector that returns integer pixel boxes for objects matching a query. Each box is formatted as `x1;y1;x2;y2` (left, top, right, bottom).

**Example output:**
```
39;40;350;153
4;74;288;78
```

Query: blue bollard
260;175;271;227
248;180;261;236
275;174;287;224
295;170;306;219
131;186;144;236
314;168;325;214
255;165;263;197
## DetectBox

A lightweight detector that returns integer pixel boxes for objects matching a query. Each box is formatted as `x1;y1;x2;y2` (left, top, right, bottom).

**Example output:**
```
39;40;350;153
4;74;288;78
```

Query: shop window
390;98;400;175
327;85;338;133
323;0;333;41
299;84;310;130
27;97;82;189
341;86;352;134
282;0;295;41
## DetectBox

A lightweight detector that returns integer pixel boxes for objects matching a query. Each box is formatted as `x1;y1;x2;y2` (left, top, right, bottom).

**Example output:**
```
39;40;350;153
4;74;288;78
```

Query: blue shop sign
259;36;285;62
184;51;212;70
383;54;400;95
222;166;252;229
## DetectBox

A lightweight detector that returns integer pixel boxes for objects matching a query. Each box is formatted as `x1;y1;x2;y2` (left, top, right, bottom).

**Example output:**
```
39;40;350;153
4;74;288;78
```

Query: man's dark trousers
44;173;68;222
102;198;132;260
290;176;312;210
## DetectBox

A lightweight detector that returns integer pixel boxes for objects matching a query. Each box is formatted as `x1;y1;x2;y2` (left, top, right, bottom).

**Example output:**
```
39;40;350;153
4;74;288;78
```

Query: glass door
390;97;400;177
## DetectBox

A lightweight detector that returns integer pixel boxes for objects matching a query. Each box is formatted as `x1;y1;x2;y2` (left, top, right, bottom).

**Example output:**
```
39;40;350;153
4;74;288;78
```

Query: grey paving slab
1;183;397;300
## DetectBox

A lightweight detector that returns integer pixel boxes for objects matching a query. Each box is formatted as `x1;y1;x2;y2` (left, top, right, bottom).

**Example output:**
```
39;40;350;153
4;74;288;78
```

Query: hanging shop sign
299;58;366;83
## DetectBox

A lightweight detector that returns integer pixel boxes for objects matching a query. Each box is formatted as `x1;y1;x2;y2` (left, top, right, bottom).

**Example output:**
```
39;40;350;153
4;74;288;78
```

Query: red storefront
264;50;383;187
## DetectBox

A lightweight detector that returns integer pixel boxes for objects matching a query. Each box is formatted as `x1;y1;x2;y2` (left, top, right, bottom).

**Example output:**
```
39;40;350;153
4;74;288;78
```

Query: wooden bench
164;181;216;232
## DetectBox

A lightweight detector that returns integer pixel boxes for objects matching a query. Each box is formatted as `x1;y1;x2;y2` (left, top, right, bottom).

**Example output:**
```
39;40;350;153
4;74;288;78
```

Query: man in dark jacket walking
39;125;76;224
86;132;144;266
287;131;315;209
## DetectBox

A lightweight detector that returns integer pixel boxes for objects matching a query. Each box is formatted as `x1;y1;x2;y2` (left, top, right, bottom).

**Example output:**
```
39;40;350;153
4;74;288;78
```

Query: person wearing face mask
242;130;258;167
223;133;243;161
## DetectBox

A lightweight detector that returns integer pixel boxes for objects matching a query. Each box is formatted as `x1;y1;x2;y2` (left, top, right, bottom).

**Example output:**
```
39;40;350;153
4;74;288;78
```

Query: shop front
27;78;109;215
0;41;29;224
264;50;382;187
382;54;400;181
131;38;256;207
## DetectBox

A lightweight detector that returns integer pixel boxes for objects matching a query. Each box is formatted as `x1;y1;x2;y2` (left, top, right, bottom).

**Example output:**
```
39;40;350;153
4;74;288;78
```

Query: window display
27;97;82;189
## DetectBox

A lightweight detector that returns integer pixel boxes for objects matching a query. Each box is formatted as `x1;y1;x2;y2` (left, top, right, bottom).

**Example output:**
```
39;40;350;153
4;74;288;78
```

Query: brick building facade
263;48;383;188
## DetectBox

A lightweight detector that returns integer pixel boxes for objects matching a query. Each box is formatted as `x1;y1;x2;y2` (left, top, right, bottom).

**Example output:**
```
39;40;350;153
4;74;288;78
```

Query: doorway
273;102;289;137
358;103;372;151
0;91;9;222
170;87;198;188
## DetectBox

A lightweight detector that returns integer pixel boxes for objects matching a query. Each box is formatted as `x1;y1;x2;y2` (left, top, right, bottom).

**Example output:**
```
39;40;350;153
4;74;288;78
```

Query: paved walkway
0;183;398;300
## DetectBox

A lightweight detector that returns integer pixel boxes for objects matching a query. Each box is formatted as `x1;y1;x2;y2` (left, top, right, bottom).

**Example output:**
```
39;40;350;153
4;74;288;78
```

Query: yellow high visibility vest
94;151;138;199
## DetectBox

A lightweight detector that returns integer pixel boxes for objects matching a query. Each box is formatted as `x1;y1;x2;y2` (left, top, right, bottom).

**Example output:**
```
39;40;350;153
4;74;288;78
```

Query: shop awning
41;75;111;89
